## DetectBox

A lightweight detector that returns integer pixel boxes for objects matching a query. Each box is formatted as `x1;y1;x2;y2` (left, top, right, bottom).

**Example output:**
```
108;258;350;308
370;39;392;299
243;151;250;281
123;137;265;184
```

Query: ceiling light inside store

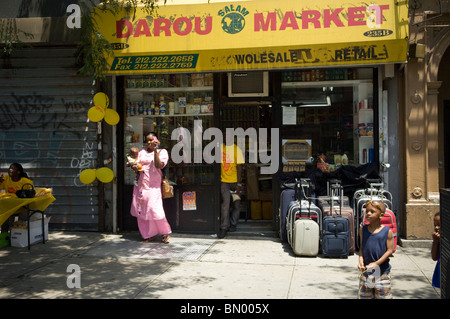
299;96;331;107
281;86;337;108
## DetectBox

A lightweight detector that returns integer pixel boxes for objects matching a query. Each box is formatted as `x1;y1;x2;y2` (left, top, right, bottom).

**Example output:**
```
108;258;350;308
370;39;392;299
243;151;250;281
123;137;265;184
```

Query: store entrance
219;101;276;236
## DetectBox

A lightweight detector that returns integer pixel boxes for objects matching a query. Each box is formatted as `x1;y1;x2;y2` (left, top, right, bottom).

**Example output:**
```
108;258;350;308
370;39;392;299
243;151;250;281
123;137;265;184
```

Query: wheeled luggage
279;188;296;242
321;189;350;258
361;207;398;253
317;179;349;209
319;183;356;254
286;200;321;256
322;215;350;258
280;178;315;242
286;179;321;256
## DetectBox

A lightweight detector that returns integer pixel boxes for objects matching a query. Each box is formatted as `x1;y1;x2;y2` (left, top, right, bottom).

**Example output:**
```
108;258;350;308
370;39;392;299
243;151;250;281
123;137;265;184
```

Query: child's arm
358;226;365;271
431;231;440;261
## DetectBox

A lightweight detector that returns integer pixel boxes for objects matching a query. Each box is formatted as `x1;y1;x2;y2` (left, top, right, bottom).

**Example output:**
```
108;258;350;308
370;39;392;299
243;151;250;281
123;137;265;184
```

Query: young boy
358;200;394;299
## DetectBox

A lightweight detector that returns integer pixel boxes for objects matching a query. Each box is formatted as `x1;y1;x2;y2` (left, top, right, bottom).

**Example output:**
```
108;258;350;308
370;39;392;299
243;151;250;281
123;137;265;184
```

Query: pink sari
130;148;172;239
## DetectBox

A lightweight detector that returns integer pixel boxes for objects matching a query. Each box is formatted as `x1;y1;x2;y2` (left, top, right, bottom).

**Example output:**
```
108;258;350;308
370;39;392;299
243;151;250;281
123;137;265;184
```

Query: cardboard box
262;201;273;220
10;217;50;248
250;200;262;220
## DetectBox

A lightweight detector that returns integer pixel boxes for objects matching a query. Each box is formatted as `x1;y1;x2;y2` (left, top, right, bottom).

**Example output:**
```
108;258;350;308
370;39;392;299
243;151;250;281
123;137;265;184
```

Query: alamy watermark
362;265;382;288
66;264;81;288
170;121;279;174
66;4;81;29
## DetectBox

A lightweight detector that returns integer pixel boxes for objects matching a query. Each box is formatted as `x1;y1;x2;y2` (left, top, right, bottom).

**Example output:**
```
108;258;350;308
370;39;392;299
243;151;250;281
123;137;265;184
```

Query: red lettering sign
116;17;212;38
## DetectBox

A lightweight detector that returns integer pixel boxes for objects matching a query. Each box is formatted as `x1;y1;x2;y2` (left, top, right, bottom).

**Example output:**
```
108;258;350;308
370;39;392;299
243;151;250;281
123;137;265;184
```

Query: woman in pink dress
130;132;172;243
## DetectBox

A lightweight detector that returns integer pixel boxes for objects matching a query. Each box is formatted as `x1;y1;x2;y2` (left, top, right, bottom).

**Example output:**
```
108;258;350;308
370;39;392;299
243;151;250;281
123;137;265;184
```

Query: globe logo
221;12;245;34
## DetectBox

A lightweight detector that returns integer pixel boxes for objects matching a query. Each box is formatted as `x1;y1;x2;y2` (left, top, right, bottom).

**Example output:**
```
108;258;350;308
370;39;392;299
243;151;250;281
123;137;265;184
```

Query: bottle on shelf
150;101;155;115
160;95;166;115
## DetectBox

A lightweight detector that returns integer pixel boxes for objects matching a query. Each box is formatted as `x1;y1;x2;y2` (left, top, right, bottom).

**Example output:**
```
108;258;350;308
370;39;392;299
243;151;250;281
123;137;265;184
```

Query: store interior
119;69;376;235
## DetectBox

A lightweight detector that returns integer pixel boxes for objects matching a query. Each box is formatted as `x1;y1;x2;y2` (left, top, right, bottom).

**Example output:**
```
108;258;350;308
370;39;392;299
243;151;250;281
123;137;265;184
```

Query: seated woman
0;163;33;194
0;163;34;232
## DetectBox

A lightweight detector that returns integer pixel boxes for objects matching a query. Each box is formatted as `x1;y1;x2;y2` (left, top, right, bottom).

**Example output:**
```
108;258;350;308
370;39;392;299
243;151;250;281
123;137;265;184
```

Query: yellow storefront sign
95;0;408;74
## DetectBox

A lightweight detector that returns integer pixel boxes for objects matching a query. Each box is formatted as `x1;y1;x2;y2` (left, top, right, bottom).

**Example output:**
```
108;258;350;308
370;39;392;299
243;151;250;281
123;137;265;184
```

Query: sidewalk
0;230;441;300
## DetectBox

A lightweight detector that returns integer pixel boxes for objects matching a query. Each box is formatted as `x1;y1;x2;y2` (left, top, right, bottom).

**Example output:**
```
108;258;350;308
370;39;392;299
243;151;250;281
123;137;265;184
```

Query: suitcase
318;179;349;207
279;188;296;242
280;178;314;242
286;200;322;225
319;185;356;254
322;190;350;258
322;215;350;258
361;207;398;253
286;200;321;256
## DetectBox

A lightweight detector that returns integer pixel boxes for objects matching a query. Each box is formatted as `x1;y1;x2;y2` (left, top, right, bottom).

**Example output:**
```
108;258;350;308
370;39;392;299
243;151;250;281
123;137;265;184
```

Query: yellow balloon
104;109;120;126
88;106;105;122
93;92;109;109
79;169;97;184
96;167;114;183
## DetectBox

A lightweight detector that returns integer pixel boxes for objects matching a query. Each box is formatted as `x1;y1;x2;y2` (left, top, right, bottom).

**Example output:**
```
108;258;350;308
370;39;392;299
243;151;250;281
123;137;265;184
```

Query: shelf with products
126;86;214;94
282;68;359;83
281;79;372;89
220;104;260;131
124;114;216;186
281;67;373;86
125;74;213;118
353;82;374;165
123;73;215;187
125;91;213;117
281;77;371;170
126;72;214;90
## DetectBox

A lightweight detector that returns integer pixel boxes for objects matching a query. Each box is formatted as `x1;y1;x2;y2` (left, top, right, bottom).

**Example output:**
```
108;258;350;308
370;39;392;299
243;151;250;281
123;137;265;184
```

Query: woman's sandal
141;237;154;243
162;235;170;244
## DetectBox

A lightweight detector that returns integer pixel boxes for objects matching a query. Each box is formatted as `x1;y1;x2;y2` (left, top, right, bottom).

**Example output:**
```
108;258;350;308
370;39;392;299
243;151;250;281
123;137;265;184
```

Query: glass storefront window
281;68;374;172
123;73;215;185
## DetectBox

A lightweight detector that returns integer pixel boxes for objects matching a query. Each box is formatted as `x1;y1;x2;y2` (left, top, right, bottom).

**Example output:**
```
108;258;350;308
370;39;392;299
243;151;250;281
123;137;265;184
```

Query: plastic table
0;193;55;249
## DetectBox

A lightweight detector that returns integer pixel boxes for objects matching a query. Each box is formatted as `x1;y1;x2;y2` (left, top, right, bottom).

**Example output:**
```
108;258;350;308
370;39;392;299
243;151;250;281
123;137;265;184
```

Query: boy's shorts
358;272;392;299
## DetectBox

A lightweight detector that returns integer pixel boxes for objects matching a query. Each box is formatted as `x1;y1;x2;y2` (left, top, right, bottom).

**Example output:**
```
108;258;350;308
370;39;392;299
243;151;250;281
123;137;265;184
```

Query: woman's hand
154;150;164;169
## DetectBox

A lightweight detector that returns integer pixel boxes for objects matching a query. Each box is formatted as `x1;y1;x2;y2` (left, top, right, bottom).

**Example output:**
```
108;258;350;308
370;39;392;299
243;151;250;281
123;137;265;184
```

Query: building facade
1;0;448;241
402;0;450;239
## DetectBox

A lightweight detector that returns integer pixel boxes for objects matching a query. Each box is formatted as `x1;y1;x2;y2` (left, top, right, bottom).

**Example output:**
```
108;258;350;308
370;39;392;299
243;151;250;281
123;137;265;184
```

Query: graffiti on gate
72;142;96;186
0;93;90;131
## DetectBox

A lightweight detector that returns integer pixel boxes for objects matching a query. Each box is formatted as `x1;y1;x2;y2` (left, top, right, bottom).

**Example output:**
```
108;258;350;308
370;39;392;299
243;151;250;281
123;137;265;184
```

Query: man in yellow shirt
219;140;244;238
